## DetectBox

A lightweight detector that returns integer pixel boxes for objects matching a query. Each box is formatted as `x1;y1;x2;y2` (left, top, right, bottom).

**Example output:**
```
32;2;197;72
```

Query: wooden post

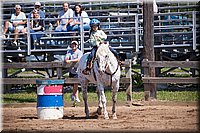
143;0;156;100
3;68;11;93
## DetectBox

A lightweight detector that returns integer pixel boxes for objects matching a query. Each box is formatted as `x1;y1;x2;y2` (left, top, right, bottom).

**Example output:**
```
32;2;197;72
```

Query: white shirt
59;9;74;25
10;12;26;25
73;11;90;24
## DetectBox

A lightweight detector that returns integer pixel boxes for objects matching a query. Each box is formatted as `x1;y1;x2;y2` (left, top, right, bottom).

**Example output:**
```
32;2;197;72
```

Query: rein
104;60;119;87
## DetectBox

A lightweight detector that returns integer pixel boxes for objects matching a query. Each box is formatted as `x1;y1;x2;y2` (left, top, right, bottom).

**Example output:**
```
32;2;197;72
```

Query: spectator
55;2;73;33
65;40;83;103
23;9;44;48
3;5;27;46
71;4;90;32
28;2;45;19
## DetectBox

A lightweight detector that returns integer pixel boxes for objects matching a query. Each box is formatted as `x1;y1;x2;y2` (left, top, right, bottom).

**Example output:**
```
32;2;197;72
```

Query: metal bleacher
1;0;199;62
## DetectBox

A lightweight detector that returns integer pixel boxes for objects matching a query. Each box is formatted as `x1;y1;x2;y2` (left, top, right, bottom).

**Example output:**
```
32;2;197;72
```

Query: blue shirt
28;10;45;19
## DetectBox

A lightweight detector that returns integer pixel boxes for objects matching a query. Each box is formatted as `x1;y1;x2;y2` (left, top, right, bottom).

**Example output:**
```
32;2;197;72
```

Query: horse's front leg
112;82;119;119
81;82;90;118
98;84;109;119
96;89;103;115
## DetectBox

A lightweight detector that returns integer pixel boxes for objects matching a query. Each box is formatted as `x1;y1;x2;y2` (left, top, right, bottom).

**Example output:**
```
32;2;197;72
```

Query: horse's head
95;44;111;72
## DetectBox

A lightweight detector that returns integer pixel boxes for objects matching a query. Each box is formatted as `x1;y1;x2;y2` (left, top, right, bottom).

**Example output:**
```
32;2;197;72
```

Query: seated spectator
28;2;45;19
65;40;83;103
71;4;90;32
23;9;44;48
3;5;27;46
55;2;73;33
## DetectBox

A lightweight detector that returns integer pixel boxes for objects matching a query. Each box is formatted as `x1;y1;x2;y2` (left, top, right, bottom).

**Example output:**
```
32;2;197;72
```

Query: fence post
80;17;84;53
143;0;156;100
135;14;139;52
192;11;196;50
27;18;31;55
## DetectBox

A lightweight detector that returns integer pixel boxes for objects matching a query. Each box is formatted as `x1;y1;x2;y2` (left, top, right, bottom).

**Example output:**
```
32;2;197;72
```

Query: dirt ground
2;101;199;132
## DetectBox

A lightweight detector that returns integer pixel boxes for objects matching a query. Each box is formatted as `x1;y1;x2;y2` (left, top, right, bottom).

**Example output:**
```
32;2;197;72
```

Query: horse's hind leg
112;89;118;119
112;83;119;119
81;80;90;118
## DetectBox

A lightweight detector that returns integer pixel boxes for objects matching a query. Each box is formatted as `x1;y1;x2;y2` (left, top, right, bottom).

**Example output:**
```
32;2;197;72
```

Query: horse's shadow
63;111;99;120
63;114;98;120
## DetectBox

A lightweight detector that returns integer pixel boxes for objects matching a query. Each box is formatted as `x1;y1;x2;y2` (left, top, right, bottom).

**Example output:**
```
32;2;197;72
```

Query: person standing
71;4;90;32
3;5;27;46
65;40;83;103
55;2;73;32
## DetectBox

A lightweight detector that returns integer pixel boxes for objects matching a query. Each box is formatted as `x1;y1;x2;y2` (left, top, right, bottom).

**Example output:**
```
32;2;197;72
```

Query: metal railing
1;1;199;57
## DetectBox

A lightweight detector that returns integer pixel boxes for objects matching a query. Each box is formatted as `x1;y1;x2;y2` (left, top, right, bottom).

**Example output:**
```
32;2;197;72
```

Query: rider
82;18;121;75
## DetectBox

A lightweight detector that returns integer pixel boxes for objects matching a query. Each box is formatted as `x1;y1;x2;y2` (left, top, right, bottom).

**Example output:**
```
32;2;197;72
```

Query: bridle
96;55;119;87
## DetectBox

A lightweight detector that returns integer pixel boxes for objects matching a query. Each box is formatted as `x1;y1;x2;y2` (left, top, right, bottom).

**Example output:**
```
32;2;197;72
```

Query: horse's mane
96;43;113;58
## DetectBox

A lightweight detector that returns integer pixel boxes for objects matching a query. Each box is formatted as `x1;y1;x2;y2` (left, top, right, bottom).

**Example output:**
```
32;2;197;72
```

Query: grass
2;90;199;104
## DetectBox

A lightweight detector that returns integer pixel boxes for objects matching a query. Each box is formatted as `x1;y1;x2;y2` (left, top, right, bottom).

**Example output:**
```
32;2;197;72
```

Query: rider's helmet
90;18;100;26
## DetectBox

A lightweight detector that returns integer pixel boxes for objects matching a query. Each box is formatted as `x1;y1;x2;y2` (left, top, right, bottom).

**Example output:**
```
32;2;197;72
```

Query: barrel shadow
21;116;38;119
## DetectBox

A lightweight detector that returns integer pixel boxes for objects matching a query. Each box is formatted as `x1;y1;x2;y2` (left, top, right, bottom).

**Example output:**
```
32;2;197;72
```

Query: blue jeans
71;24;90;32
87;46;97;63
55;24;72;32
30;29;44;43
54;24;73;37
109;46;119;59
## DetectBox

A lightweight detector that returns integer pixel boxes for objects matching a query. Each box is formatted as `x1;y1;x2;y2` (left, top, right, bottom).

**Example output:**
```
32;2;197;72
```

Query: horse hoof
105;116;109;119
113;115;117;119
86;115;90;119
97;107;102;115
112;113;117;119
104;113;109;119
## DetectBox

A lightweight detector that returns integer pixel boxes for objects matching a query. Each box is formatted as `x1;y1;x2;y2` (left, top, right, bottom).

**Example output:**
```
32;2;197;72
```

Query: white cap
35;2;41;6
71;41;79;45
15;5;21;9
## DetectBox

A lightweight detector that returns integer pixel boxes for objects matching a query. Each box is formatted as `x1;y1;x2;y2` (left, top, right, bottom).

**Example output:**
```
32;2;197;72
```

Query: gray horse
77;43;121;119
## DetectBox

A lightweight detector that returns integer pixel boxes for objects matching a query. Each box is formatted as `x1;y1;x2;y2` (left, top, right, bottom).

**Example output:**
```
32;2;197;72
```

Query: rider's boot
82;62;93;75
117;57;122;65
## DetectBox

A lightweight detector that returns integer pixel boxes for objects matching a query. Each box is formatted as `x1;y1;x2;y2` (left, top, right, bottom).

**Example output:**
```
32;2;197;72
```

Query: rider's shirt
89;30;107;47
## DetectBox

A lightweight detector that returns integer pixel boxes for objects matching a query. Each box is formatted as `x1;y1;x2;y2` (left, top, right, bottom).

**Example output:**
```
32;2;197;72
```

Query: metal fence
1;0;199;61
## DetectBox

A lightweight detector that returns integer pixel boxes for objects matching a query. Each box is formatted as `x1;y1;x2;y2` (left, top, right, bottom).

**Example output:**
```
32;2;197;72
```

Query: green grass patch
2;92;37;103
157;91;199;101
2;90;199;104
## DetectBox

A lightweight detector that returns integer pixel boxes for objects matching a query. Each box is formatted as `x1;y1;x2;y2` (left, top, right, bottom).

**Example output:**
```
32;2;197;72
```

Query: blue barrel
36;79;65;119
